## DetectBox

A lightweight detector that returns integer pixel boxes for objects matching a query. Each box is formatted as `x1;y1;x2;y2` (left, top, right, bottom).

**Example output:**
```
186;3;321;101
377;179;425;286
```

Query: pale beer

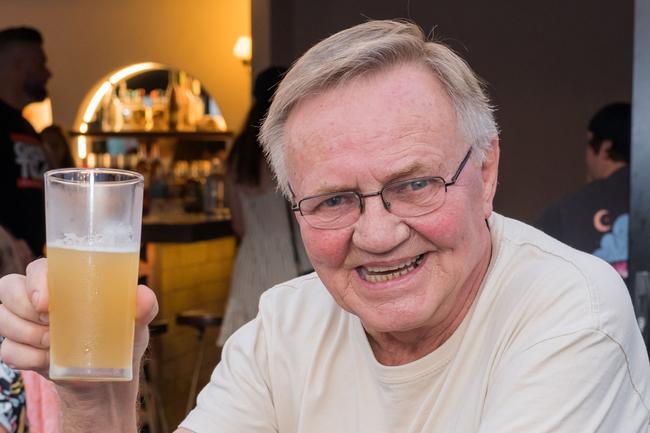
48;245;139;380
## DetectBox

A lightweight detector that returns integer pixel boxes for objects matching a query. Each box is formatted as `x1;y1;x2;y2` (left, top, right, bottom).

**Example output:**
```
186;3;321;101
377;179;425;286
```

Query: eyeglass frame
290;148;473;228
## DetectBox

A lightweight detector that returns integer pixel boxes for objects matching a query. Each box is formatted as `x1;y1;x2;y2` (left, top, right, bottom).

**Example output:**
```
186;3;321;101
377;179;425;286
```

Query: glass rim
45;168;144;185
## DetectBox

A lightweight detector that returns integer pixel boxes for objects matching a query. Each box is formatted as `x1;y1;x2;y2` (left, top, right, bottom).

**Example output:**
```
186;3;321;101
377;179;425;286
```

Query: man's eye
407;179;430;191
394;178;431;194
322;195;347;207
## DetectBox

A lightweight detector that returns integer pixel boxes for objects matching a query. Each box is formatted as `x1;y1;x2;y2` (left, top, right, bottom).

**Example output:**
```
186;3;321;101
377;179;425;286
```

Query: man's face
585;131;608;182
285;63;498;337
17;43;51;103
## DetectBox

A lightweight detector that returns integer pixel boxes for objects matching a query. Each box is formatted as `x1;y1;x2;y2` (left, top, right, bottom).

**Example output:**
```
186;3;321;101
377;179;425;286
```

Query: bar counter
141;211;236;427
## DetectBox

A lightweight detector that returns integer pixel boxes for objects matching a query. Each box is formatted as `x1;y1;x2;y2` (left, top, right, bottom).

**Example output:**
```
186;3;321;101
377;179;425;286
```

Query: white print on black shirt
12;135;49;189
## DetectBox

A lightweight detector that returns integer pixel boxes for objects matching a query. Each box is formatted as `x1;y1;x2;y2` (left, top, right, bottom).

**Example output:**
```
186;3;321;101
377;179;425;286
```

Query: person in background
0;20;649;433
39;125;73;169
0;27;52;262
0;360;27;433
536;103;631;278
217;66;311;346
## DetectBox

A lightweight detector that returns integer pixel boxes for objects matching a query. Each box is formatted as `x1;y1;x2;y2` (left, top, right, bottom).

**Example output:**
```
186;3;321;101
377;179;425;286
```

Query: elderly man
0;20;648;433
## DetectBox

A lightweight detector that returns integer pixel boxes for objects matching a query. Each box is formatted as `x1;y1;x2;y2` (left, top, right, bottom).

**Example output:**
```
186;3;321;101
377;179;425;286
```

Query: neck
0;86;28;111
367;228;492;366
600;161;627;179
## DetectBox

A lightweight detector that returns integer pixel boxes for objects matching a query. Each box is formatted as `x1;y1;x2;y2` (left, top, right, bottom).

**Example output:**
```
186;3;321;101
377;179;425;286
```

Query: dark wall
269;0;633;223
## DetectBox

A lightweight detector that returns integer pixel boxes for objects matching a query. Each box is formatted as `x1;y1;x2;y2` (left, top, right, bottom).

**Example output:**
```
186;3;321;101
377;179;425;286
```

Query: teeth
361;254;424;283
365;257;419;273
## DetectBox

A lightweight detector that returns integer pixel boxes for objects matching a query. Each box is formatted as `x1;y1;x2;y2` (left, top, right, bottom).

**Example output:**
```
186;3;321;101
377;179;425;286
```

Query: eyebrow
383;162;433;183
297;161;441;199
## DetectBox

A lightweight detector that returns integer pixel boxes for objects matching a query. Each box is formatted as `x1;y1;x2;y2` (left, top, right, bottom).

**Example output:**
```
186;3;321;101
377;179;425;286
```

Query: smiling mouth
358;254;426;283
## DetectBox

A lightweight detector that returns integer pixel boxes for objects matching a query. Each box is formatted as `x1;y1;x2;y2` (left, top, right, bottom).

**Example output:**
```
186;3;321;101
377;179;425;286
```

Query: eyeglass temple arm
288;184;301;211
445;148;472;187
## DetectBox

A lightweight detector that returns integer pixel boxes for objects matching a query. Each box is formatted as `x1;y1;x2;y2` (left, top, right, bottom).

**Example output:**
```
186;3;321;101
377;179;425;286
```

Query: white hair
259;20;498;198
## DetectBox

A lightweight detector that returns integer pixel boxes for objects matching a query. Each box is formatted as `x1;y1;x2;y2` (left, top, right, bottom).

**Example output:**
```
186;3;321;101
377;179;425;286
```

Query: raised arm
0;258;158;432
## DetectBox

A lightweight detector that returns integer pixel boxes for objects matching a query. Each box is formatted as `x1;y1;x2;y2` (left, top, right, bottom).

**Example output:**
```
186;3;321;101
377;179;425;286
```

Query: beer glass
45;168;144;381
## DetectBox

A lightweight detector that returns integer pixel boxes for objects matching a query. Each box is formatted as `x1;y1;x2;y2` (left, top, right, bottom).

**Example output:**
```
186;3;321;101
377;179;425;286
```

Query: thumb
135;284;158;326
26;258;50;314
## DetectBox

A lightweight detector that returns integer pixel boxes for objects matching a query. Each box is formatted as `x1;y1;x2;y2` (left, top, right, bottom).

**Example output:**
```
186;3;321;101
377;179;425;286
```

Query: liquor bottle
101;84;124;132
203;158;225;214
190;78;205;129
150;89;168;131
135;143;151;215
132;88;147;130
167;70;180;131
177;71;192;130
101;85;114;131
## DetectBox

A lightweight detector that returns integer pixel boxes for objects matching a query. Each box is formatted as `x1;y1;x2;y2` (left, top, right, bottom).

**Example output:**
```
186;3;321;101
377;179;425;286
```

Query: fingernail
39;313;49;324
41;331;49;347
31;291;40;307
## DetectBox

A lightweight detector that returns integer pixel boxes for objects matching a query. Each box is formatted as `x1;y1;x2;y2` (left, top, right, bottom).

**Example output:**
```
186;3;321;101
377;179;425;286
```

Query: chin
25;86;48;103
358;302;437;334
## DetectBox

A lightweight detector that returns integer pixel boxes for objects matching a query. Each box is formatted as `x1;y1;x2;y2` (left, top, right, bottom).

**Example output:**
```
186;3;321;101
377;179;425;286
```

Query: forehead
285;63;462;192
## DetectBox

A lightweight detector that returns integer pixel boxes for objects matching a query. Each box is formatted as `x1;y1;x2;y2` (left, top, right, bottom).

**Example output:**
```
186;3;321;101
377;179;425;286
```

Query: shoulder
225;273;355;385
488;213;637;338
484;214;649;401
550;172;628;211
257;273;345;334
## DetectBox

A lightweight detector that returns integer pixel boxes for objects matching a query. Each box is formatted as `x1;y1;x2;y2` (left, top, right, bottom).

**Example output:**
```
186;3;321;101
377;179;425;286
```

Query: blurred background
1;0;634;222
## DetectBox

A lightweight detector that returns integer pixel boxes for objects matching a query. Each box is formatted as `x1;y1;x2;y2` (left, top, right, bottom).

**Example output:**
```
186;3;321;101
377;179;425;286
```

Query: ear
597;139;613;160
480;137;500;219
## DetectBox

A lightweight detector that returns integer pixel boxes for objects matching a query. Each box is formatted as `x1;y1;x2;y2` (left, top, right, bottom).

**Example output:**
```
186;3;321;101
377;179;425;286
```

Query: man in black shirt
536;103;631;278
0;27;52;262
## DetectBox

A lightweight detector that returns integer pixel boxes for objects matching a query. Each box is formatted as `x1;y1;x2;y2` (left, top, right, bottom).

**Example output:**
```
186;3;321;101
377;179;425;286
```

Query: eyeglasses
291;148;472;230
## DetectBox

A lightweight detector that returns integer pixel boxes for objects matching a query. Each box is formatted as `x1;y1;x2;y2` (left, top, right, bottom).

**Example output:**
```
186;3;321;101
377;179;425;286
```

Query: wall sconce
233;35;252;65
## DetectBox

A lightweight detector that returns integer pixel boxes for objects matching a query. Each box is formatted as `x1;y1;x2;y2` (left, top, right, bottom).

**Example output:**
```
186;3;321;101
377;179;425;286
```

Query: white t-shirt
180;213;650;433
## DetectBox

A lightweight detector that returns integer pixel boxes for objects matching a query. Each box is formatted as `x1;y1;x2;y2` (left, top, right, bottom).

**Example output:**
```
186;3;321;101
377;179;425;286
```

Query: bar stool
176;310;223;415
140;319;170;433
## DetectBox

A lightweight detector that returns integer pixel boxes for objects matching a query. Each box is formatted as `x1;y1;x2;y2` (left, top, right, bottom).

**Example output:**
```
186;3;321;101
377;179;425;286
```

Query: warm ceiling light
233;35;252;65
82;81;112;123
108;62;159;85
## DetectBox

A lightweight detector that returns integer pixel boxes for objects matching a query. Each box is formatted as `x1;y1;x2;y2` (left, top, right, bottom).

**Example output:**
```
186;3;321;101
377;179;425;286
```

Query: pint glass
45;168;144;381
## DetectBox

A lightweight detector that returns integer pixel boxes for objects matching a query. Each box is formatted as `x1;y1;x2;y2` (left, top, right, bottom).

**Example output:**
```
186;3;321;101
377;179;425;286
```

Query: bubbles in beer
52;223;138;252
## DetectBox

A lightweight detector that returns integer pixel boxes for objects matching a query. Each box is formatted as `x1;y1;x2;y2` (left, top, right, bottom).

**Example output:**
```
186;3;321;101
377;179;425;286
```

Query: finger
135;285;158;326
0;274;42;323
0;305;49;349
0;338;49;372
25;258;49;314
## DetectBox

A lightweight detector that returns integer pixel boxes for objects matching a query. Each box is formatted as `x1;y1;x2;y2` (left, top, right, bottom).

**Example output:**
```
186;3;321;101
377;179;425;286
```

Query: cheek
409;193;482;250
300;225;351;269
410;209;464;248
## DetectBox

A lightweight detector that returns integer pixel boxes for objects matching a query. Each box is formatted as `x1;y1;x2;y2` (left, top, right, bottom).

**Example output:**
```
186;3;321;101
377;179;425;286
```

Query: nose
352;194;409;254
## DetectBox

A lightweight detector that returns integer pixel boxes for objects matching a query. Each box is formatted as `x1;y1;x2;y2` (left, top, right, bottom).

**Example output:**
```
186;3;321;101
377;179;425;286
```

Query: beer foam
47;242;139;253
49;225;139;253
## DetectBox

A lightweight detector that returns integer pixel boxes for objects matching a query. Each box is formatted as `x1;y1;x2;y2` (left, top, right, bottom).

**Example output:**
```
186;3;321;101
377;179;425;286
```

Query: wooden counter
141;212;236;427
